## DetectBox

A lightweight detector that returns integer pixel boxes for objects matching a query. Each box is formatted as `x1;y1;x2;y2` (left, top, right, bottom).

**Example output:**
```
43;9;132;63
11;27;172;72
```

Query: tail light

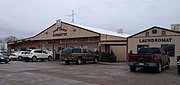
128;55;133;62
152;55;158;63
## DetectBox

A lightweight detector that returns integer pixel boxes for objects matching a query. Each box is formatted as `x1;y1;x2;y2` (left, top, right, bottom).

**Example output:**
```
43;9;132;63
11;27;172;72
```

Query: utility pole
68;10;75;23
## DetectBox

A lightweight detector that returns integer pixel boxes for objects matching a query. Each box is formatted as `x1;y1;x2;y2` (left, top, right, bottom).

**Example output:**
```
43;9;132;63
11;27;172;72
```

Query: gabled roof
62;21;130;38
128;26;180;38
31;23;56;39
31;20;130;39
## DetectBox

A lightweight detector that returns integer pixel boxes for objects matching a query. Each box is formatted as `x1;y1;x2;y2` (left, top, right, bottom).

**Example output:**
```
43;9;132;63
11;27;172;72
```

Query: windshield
61;48;72;54
138;48;161;54
23;51;30;54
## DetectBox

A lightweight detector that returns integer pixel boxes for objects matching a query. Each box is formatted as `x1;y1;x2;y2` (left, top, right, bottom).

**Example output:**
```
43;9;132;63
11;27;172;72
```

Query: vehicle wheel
93;57;98;64
18;56;22;61
32;56;37;62
76;57;82;65
156;63;162;73
65;61;70;65
48;56;52;61
130;66;136;72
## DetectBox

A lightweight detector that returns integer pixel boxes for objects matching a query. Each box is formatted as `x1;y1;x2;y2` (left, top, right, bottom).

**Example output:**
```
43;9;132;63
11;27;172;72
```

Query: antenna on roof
68;10;75;23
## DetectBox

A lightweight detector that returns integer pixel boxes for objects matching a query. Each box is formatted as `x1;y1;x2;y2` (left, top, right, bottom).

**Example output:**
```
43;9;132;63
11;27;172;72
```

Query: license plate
139;63;144;65
7;59;9;61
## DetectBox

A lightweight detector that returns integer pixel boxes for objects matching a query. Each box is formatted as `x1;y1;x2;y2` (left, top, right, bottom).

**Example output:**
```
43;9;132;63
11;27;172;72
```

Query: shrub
101;52;117;62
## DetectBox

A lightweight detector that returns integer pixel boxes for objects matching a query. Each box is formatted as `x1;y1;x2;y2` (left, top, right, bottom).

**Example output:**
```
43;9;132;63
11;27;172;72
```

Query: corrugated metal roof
63;21;130;38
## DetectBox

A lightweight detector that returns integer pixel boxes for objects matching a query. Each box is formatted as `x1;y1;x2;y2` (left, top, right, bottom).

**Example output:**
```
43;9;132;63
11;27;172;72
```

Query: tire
156;63;162;73
18;56;22;61
48;56;52;61
93;57;98;64
130;66;136;72
32;56;37;62
65;61;70;65
76;57;82;65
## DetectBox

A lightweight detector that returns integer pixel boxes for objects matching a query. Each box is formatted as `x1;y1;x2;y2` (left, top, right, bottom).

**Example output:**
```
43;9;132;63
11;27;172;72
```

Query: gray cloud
0;0;180;38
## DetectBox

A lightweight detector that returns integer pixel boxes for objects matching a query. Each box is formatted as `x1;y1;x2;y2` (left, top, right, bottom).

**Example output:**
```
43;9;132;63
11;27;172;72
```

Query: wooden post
52;40;55;59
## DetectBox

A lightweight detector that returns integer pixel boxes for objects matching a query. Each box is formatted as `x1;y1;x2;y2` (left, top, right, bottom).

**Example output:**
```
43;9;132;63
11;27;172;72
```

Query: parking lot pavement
0;61;180;85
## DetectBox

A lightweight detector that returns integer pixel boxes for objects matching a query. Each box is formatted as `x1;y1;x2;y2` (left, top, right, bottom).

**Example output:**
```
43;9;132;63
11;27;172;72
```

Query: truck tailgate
128;54;153;63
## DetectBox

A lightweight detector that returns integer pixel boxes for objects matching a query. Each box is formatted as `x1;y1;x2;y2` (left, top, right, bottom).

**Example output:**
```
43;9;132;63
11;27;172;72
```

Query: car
0;51;11;56
61;48;99;65
22;49;53;62
0;53;11;63
128;47;170;72
9;51;30;61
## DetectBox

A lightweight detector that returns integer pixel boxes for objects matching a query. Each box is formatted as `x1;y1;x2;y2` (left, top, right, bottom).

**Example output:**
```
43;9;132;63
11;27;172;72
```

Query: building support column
98;42;101;62
52;40;55;58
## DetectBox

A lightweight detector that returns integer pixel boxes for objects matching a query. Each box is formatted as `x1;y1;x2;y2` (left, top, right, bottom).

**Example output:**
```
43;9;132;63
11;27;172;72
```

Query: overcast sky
0;0;180;38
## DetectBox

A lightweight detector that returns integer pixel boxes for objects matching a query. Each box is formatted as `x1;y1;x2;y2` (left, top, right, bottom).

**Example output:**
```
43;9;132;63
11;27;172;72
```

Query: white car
9;51;30;61
22;49;53;62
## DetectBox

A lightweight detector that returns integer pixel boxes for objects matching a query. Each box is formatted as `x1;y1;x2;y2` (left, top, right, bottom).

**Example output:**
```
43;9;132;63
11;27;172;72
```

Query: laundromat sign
139;38;172;43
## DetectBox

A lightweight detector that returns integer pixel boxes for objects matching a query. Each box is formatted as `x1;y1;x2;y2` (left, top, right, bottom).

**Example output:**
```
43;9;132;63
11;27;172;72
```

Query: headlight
0;57;5;59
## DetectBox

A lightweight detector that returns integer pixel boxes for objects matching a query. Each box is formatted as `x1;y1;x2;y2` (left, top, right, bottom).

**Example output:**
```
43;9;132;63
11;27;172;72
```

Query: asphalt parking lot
0;61;179;85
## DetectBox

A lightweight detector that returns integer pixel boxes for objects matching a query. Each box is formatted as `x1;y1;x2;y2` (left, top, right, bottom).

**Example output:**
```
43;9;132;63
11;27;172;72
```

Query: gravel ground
0;61;179;85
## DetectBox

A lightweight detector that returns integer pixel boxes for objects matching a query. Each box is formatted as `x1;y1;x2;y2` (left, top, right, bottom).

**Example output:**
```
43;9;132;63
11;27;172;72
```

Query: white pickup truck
22;49;53;62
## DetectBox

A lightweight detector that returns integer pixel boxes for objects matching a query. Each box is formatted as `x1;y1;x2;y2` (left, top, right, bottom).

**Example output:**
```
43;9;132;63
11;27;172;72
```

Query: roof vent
117;29;123;34
171;24;180;31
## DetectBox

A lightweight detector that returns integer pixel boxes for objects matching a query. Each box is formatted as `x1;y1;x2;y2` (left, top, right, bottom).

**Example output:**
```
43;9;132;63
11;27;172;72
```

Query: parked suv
61;48;98;65
22;49;53;62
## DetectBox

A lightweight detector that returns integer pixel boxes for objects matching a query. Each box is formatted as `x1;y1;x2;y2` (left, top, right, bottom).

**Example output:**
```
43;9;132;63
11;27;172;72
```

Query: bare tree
0;36;18;52
4;36;18;43
0;37;6;51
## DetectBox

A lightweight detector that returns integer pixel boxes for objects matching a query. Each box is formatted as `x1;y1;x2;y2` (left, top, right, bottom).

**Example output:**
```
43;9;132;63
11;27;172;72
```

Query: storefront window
145;32;149;37
161;44;175;57
162;31;166;36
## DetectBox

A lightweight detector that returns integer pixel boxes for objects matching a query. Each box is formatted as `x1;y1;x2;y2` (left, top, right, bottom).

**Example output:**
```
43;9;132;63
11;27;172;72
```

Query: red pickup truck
128;47;170;72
